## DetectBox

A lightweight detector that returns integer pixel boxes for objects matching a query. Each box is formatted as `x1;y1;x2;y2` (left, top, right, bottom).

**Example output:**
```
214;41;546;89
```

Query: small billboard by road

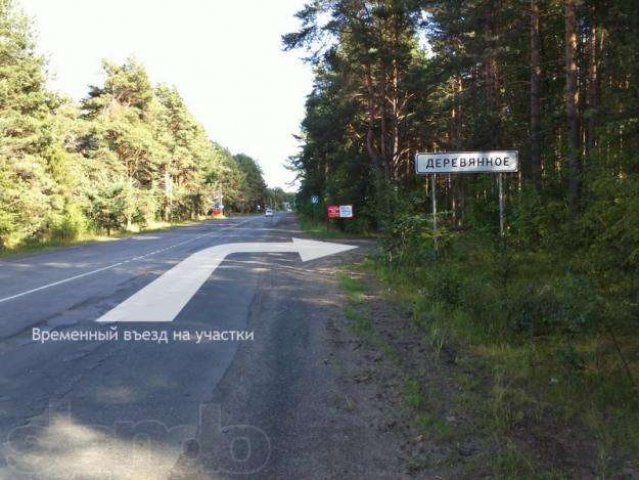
328;205;354;219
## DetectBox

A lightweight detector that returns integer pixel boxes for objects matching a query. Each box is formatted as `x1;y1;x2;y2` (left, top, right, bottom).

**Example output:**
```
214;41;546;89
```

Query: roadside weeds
336;259;637;479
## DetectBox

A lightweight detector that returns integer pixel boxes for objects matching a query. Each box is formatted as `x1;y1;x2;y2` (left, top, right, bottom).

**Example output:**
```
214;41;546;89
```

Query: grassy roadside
338;266;497;476
306;214;636;475
0;216;241;259
298;216;377;240
336;253;638;478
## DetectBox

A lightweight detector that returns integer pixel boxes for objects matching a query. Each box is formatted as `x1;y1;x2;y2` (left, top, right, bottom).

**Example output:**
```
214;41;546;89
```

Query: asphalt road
0;214;399;480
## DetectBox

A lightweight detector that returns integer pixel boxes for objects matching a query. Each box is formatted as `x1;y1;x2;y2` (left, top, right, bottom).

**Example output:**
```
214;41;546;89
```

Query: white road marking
96;238;357;323
0;218;256;305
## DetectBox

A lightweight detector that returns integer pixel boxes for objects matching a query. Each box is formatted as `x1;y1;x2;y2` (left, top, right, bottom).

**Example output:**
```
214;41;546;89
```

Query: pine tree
0;0;63;246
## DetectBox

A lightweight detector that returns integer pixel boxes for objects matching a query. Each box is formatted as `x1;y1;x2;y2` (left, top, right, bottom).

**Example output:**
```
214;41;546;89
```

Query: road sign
415;150;519;174
339;205;353;218
415;150;519;247
327;205;353;219
311;195;319;204
97;238;357;323
327;205;340;219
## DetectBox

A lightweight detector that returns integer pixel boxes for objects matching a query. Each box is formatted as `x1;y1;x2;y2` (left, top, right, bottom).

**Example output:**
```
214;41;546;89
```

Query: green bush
133;190;160;228
86;184;127;235
428;266;465;308
383;214;456;268
0;209;16;249
51;205;87;242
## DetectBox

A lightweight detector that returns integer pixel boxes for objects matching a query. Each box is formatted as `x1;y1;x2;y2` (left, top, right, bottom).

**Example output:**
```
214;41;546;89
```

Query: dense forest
286;0;637;476
0;0;280;250
286;0;636;232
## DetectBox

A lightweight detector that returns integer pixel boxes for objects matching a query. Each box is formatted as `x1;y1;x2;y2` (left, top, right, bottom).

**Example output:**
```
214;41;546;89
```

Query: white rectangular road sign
415;150;519;174
339;205;353;218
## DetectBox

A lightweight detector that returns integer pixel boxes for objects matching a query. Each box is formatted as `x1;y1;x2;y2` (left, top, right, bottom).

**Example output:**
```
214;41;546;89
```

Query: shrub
51;205;87;242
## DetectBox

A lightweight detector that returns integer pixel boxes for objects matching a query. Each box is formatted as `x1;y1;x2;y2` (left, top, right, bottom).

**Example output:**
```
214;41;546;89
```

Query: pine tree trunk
586;3;600;158
484;0;503;145
163;170;172;222
529;0;542;187
363;62;382;174
126;175;133;231
565;0;580;212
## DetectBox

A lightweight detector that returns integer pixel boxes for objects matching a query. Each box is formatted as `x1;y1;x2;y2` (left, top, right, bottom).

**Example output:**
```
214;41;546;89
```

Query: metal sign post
311;195;319;223
498;173;505;239
431;174;438;254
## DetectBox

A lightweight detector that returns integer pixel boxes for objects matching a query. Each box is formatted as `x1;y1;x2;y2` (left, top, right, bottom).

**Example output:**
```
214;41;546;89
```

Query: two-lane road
0;214;363;479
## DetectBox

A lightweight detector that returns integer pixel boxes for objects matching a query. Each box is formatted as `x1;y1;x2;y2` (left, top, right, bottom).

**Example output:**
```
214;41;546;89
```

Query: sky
19;0;313;191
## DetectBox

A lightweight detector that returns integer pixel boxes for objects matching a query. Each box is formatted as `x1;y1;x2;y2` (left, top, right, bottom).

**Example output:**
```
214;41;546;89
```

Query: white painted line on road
0;262;128;305
97;238;357;323
0;218;257;305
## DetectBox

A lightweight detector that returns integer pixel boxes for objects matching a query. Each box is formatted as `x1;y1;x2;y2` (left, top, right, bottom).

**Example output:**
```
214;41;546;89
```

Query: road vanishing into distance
0;214;403;480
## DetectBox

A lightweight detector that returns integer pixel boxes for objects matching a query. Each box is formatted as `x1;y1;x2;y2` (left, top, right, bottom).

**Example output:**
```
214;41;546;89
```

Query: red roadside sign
328;204;354;219
327;205;340;219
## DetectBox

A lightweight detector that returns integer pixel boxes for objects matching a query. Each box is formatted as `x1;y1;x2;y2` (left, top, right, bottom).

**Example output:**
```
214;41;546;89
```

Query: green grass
404;378;424;409
298;215;374;240
338;273;367;302
369;243;638;478
339;273;373;336
415;413;454;441
345;306;373;335
324;211;636;476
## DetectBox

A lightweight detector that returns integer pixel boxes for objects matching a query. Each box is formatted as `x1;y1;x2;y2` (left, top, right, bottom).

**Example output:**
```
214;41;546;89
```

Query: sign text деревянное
415;150;519;174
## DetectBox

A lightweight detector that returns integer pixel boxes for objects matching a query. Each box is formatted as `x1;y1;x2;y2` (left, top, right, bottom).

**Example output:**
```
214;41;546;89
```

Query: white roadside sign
339;205;353;218
415;150;519;174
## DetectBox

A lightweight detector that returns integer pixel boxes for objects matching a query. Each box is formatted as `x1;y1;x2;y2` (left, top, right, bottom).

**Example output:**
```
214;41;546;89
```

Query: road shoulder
170;242;416;479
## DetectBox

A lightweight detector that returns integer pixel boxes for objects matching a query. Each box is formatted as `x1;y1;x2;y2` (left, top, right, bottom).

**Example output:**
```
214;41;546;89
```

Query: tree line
0;0;273;250
285;0;637;309
285;0;636;235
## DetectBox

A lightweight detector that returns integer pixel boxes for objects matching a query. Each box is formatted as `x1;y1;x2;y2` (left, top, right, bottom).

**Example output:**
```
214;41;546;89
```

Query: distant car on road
265;208;273;217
